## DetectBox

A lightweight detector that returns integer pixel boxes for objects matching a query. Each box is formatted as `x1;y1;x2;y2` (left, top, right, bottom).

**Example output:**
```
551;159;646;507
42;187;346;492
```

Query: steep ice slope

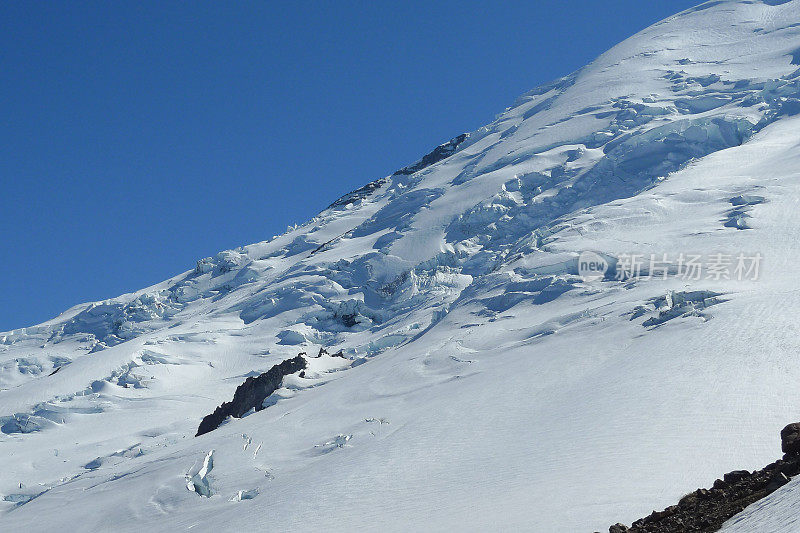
2;1;800;531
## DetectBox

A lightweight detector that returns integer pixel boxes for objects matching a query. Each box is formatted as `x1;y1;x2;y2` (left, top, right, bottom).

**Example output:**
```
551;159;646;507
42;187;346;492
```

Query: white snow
3;1;800;531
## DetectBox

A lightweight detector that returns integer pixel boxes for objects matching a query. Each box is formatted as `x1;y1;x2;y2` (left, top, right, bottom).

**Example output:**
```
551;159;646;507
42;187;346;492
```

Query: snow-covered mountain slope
3;1;800;531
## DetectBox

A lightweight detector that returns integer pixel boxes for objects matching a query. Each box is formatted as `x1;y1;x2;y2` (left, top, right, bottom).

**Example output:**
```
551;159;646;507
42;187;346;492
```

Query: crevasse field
3;1;800;531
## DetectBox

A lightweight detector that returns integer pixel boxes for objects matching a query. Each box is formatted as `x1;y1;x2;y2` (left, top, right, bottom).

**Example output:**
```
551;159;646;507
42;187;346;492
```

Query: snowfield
3;1;800;531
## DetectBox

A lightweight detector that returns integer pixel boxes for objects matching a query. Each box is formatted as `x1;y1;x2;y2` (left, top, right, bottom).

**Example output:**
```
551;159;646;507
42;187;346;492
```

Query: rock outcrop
323;133;468;212
393;133;468;176
195;354;307;437
780;423;800;456
605;423;800;533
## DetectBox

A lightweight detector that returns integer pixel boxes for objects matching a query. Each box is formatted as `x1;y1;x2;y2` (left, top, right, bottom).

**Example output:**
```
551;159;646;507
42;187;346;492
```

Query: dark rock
781;423;800;456
608;422;800;532
723;470;750;484
610;524;629;533
678;492;697;507
326;178;387;210
393;134;468;176
323;133;467;215
196;354;306;437
316;347;345;359
340;313;359;328
766;472;790;491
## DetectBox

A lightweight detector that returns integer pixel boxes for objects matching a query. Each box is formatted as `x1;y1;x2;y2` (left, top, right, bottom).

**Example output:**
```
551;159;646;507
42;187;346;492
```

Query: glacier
3;1;800;531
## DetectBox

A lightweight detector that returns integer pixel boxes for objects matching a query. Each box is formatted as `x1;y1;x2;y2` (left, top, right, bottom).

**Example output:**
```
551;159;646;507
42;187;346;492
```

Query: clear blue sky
0;0;699;331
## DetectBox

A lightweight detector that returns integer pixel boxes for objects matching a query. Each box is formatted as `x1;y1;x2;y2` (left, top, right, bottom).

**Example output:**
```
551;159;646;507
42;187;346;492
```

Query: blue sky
0;0;699;331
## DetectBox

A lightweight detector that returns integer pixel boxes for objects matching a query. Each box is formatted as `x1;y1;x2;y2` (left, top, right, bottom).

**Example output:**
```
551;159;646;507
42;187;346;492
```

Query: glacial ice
186;450;215;497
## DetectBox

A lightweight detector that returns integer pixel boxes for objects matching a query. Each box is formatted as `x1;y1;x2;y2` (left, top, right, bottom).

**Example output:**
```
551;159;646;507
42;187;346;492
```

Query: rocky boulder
781;422;800;457
196;354;306;437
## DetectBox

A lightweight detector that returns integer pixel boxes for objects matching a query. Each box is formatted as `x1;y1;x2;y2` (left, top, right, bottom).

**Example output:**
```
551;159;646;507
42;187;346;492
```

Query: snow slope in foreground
3;1;800;531
722;474;800;532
